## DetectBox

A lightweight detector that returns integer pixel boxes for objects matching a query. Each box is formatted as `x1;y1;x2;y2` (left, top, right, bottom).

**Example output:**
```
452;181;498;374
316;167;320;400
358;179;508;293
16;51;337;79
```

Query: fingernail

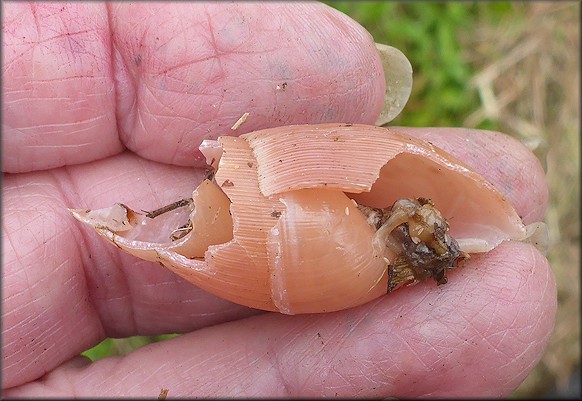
374;43;413;126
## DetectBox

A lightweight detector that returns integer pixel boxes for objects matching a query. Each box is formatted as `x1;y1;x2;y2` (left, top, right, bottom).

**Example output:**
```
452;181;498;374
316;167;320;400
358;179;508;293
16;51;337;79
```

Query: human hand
2;2;556;398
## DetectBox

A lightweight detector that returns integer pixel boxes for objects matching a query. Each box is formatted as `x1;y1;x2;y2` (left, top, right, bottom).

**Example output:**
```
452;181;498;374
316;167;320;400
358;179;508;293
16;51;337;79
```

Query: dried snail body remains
71;124;546;314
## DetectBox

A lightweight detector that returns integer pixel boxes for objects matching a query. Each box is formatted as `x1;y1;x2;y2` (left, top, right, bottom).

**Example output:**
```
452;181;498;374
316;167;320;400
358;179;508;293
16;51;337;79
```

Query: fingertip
273;240;557;398
110;2;385;167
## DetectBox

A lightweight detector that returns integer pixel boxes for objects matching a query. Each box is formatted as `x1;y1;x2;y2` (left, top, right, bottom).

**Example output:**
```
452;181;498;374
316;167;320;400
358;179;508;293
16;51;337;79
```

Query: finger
2;155;260;390
2;2;385;173
3;241;556;398
2;127;548;388
110;2;385;167
2;2;122;173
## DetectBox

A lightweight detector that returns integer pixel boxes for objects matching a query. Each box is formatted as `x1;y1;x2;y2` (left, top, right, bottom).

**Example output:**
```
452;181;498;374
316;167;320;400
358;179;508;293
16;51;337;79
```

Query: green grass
82;334;179;361
327;1;515;130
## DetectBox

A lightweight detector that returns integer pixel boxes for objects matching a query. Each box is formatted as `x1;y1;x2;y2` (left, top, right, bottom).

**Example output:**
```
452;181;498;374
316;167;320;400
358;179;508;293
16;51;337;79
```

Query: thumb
111;1;385;166
2;2;385;172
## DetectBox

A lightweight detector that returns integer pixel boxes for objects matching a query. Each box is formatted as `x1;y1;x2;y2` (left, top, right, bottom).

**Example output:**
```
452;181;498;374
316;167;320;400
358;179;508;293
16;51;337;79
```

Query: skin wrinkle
136;81;181;154
243;349;285;396
132;157;164;211
29;3;41;40
509;248;554;365
354;358;380;388
2;239;35;361
350;362;375;396
421;327;457;367
27;315;62;374
271;339;298;396
3;45;33;74
478;306;509;354
282;56;363;121
378;284;484;394
328;365;353;393
38;177;101;315
311;324;347;367
284;312;383;396
3;233;70;382
289;322;340;394
166;357;212;387
133;83;150;146
457;310;491;351
216;354;261;391
135;274;231;320
398;330;434;372
276;325;315;383
39;358;85;397
47;168;122;340
152;21;222;78
312;354;344;394
114;7;223;164
26;142;96;149
486;248;552;390
3;208;48;248
174;348;248;393
97;357;139;395
124;361;167;395
16;114;105;130
6;92;85;104
69;156;143;206
152;19;184;53
109;26;137;151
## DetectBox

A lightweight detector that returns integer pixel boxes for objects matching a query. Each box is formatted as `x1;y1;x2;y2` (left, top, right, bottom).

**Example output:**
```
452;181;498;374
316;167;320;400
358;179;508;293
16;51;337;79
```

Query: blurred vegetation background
82;2;580;398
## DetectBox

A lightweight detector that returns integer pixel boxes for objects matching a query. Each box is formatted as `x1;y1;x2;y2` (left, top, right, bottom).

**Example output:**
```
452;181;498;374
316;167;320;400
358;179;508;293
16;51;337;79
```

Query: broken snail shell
70;123;545;315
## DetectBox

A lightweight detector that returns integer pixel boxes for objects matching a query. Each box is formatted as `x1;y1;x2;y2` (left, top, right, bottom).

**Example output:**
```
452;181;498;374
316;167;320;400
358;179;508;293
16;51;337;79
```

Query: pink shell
71;124;532;314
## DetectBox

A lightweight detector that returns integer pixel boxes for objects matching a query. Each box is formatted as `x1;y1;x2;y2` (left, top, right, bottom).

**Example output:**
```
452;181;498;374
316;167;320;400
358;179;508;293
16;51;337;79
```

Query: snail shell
71;124;540;314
